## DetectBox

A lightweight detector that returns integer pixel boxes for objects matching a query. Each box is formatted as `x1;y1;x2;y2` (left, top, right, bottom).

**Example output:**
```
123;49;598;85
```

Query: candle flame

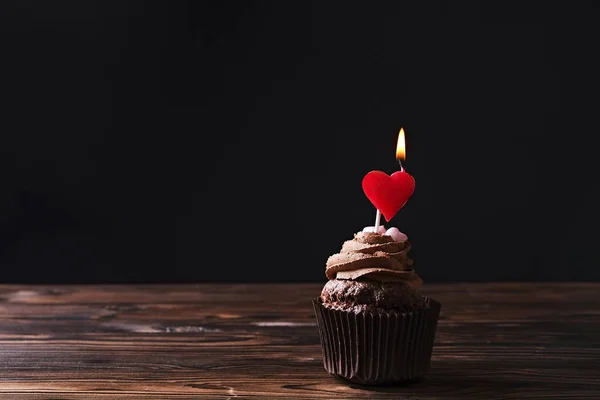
396;127;406;161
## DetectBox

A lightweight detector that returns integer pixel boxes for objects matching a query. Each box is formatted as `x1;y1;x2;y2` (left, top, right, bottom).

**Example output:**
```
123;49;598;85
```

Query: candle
362;127;416;226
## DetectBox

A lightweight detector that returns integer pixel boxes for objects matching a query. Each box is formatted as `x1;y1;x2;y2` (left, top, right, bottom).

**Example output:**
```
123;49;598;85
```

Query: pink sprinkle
363;226;386;234
385;227;408;242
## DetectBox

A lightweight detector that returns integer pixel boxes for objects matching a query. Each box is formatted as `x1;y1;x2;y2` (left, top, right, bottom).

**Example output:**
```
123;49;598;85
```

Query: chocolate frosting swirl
325;231;422;290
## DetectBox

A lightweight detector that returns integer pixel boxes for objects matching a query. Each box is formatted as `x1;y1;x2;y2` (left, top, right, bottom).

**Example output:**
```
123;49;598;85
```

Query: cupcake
313;226;441;385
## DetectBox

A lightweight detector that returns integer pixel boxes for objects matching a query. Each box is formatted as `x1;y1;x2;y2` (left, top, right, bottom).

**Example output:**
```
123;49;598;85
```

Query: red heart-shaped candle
362;170;415;222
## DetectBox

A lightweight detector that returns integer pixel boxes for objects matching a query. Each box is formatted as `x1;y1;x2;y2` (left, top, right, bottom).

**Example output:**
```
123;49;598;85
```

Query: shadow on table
342;360;583;398
340;364;475;394
344;371;492;398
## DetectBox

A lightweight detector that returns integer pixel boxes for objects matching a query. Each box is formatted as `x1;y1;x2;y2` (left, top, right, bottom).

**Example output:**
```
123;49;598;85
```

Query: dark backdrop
1;1;599;283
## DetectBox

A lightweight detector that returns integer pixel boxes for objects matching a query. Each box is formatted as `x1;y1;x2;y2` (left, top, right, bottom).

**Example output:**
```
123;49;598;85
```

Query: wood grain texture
0;283;599;399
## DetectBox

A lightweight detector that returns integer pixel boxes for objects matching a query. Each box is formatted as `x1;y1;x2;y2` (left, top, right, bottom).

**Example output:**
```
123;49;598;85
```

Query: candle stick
374;209;381;233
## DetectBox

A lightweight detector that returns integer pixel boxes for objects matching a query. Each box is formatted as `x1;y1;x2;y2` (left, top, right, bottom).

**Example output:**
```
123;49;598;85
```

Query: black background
1;1;599;283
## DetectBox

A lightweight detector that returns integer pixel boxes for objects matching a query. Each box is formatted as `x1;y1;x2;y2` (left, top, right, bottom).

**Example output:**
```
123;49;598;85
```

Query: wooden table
0;283;598;399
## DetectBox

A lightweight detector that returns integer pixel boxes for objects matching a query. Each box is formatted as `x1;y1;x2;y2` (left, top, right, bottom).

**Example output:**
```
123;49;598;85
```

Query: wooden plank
0;283;599;399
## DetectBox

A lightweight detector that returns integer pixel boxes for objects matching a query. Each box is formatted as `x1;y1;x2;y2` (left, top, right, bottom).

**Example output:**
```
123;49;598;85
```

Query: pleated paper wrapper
313;297;441;385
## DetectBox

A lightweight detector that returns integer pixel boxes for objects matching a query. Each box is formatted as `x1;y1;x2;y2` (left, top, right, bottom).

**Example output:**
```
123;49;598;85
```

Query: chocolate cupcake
313;230;440;385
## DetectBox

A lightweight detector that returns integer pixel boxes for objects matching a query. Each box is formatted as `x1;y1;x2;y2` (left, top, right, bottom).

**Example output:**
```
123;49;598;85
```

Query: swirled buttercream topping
325;231;422;290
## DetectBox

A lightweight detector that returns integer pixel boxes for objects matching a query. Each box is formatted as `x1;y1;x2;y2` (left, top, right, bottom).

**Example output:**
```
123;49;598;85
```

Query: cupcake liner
313;297;441;385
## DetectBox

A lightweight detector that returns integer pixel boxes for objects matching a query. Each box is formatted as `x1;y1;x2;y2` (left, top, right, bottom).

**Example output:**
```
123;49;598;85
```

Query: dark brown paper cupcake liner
313;297;441;385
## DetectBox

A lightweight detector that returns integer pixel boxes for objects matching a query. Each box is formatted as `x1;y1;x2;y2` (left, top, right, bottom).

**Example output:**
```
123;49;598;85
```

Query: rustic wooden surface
0;283;599;399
